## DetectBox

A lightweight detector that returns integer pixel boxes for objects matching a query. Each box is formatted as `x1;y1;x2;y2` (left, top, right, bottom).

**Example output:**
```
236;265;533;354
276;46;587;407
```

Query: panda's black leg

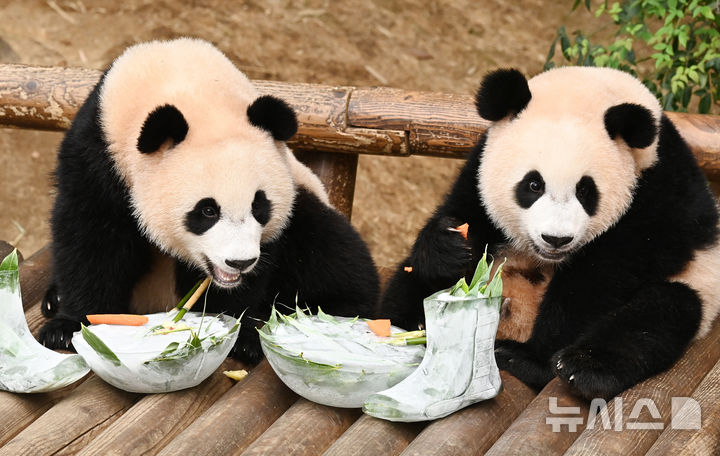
552;281;701;400
494;339;555;390
230;326;264;364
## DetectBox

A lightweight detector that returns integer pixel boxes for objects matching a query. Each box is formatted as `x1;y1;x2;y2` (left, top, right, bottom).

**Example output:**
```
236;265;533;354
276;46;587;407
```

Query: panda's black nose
541;234;573;249
226;258;257;271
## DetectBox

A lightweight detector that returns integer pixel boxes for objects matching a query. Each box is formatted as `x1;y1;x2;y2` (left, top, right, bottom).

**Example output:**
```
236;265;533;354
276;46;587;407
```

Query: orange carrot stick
367;319;391;337
456;223;469;240
87;314;149;326
404;266;413;273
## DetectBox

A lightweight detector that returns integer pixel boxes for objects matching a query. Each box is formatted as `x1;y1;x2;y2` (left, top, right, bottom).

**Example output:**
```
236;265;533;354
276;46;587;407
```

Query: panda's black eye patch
576;176;599;216
515;170;545;209
186;198;220;235
252;190;272;225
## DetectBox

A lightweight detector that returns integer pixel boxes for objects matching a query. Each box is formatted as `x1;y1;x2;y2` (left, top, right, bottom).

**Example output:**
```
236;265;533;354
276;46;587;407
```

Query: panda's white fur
99;38;327;285
479;67;661;262
673;237;720;336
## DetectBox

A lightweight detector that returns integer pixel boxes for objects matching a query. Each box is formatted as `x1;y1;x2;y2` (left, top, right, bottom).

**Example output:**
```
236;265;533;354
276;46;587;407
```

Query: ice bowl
259;308;425;408
72;312;238;393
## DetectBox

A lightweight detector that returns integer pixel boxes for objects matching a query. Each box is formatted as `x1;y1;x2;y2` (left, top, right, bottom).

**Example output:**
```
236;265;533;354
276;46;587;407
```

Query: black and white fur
381;67;720;399
39;38;379;363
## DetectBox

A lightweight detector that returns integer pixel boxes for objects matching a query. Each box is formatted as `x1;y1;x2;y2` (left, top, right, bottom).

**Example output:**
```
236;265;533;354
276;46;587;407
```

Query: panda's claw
38;318;81;352
552;346;626;400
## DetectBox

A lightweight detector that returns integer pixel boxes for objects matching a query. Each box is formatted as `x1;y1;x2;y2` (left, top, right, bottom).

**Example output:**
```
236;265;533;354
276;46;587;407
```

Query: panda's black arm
379;137;505;330
551;281;701;399
39;84;151;349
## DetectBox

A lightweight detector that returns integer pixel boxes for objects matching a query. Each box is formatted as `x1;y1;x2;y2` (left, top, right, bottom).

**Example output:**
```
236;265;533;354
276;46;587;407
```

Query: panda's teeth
212;265;241;283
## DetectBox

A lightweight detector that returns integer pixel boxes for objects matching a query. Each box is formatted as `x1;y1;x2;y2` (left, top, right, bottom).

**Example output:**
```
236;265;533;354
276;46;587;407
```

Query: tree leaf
698;93;712;113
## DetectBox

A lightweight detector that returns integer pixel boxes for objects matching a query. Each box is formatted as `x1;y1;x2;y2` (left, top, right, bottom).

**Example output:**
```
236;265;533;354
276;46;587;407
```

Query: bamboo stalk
173;277;211;323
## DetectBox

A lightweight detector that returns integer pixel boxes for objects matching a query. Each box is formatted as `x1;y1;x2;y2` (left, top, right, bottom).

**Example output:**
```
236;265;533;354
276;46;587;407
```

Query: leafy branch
546;0;720;113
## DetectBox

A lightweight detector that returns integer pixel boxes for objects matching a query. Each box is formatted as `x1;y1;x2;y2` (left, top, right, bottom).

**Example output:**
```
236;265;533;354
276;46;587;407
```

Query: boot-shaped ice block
362;291;502;422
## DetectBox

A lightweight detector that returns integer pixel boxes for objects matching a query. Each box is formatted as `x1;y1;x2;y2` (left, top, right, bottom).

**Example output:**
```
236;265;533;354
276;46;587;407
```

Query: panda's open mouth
531;244;571;263
205;259;243;288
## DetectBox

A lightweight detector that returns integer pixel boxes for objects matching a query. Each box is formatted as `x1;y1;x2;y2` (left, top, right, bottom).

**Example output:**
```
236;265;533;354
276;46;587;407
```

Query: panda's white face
480;116;638;263
132;141;296;289
514;171;593;261
476;67;662;264
180;191;268;288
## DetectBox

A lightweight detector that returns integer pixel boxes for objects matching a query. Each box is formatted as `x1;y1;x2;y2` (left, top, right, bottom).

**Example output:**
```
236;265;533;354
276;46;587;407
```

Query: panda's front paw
495;339;553;390
38;318;80;350
412;215;472;280
552;346;626;400
229;329;264;364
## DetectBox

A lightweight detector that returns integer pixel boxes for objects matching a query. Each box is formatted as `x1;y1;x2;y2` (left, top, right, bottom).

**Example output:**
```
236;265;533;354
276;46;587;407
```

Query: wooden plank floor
3;245;720;456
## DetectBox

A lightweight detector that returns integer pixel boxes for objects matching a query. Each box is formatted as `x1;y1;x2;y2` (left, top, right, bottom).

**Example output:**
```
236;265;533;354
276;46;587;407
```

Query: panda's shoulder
287;186;347;232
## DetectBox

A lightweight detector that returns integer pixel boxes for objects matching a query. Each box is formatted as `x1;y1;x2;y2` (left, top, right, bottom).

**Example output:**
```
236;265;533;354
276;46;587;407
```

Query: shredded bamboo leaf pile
0;250;90;393
72;312;239;393
259;306;426;408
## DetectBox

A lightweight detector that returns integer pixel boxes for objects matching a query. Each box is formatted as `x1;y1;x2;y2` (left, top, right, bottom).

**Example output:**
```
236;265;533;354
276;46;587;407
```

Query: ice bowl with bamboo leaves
259;307;426;408
72;311;239;393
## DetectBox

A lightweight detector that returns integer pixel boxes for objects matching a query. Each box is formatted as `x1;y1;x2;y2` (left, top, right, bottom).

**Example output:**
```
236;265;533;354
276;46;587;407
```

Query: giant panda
39;38;380;363
380;67;720;399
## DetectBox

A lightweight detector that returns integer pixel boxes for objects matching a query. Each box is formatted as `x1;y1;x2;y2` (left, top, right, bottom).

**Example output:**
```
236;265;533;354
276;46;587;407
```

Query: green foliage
545;0;720;113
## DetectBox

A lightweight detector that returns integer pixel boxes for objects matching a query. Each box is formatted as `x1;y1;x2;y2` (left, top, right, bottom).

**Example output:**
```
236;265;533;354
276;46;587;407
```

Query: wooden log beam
75;359;245;456
0;375;139;456
239;398;361;456
322;415;424;456
157;360;297;456
645;357;720;456
1;63;718;176
484;378;591;456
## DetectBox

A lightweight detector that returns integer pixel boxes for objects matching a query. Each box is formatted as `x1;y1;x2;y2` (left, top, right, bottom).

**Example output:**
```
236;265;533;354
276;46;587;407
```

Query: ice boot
362;289;502;422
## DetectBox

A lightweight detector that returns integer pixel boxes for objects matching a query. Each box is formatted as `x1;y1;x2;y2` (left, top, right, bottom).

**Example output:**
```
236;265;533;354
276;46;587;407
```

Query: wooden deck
3;244;720;455
2;63;720;455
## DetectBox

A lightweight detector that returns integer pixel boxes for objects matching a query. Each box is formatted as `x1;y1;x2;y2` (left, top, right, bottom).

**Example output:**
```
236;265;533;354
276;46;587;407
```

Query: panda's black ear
604;103;657;149
247;95;298;141
475;69;531;121
137;104;188;154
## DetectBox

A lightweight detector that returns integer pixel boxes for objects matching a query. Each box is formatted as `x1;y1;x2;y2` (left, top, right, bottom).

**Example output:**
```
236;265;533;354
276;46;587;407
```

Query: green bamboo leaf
81;324;121;367
0;249;18;272
468;245;489;290
317;307;338;324
487;259;506;299
158;342;180;357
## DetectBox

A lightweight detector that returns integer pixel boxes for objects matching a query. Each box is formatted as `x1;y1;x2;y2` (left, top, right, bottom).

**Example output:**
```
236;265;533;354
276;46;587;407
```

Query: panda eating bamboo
39;38;380;363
